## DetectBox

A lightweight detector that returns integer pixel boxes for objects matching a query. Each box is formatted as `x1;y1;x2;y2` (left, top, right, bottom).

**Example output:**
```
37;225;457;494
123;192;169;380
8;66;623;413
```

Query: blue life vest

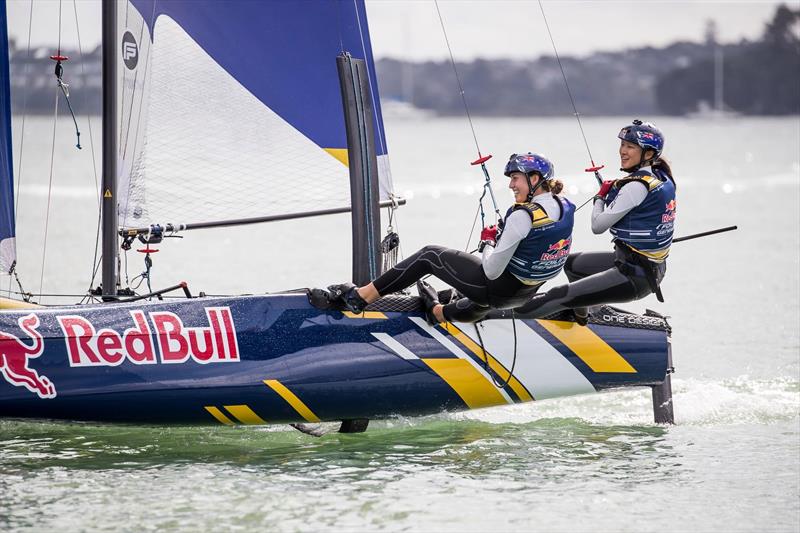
605;168;676;262
501;196;575;283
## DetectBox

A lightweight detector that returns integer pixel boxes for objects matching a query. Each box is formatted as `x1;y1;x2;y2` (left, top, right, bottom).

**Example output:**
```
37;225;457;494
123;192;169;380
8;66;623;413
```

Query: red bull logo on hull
0;314;56;399
57;307;239;367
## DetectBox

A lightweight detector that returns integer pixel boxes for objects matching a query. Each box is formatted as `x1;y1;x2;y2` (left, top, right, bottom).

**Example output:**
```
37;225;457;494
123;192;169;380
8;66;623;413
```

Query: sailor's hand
477;239;495;253
595;180;614;201
480;225;498;244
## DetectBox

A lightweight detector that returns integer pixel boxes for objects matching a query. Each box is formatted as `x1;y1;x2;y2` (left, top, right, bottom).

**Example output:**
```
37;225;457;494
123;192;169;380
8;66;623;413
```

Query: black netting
303;289;670;333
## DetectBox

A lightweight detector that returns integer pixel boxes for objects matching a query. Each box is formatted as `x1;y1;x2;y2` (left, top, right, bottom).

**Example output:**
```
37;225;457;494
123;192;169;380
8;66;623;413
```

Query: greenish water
2;116;799;531
1;383;798;531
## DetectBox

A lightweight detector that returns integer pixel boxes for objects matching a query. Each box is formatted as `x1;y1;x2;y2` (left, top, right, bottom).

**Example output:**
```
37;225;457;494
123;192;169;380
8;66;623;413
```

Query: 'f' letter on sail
0;0;16;274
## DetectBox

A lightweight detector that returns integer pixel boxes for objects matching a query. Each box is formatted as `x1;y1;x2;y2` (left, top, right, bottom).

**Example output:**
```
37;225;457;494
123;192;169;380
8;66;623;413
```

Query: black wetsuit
373;245;540;322
513;243;665;317
514;169;674;318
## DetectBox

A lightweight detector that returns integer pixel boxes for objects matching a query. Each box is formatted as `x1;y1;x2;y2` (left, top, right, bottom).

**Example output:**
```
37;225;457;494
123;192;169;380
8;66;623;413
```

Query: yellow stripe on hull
342;311;388;319
204;406;235;425
422;358;508;409
536;320;636;373
224;405;268;425
264;379;321;422
441;322;534;402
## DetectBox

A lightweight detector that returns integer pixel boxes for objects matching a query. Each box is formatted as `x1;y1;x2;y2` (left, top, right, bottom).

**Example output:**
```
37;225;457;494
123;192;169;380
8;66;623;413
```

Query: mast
101;0;118;299
336;52;381;285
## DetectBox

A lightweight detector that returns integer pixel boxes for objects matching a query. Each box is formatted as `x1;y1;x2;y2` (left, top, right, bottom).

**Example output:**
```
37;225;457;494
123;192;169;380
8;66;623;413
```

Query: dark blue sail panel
129;0;387;156
0;0;16;273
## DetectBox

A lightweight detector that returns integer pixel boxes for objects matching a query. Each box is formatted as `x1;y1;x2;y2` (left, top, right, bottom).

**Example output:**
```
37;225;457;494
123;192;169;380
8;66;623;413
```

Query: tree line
377;5;799;116
8;5;798;117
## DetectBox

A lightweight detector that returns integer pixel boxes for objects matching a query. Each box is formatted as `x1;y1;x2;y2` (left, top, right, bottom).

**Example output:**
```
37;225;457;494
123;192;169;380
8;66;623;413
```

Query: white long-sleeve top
481;192;563;280
591;168;650;234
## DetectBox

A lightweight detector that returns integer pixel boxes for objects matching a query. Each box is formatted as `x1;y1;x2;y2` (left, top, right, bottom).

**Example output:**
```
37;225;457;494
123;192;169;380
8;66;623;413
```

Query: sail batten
118;0;392;227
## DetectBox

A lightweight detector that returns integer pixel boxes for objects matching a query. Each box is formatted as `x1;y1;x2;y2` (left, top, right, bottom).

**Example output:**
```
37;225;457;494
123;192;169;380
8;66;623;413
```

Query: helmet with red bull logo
504;152;555;201
618;119;664;161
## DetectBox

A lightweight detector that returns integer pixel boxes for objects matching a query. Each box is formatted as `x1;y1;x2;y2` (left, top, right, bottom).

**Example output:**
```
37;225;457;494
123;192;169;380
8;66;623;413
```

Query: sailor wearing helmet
515;120;677;324
319;152;575;324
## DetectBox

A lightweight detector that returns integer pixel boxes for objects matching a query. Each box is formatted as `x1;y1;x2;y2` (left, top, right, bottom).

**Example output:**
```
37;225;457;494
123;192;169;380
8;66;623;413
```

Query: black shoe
416;280;441;325
573;307;588;326
326;282;368;313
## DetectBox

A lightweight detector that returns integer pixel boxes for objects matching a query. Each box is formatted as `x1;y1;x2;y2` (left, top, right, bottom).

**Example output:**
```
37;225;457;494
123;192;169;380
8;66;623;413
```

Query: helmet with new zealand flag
504;152;555;201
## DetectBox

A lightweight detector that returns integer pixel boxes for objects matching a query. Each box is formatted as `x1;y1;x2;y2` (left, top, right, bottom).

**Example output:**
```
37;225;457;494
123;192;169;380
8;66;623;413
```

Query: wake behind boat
0;0;674;431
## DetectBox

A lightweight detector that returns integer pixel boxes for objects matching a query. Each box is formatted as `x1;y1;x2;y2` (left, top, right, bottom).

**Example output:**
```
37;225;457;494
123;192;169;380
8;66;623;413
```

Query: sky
4;0;787;59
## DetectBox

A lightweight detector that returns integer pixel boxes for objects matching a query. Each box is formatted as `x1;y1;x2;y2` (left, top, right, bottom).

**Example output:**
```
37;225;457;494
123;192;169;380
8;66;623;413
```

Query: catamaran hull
0;294;670;425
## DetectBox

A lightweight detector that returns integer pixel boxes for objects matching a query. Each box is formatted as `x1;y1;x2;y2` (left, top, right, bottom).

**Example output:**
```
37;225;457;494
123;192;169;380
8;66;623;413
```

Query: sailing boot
416;280;441;325
326;282;368;314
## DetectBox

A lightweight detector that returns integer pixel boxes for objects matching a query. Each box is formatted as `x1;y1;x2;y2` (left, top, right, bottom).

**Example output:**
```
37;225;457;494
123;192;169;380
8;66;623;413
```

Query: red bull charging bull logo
540;237;572;261
0;307;240;399
662;199;677;223
0;314;56;399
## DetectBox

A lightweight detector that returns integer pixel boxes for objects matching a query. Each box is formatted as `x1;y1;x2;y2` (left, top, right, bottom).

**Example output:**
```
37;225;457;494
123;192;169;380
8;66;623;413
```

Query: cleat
416;280;440;325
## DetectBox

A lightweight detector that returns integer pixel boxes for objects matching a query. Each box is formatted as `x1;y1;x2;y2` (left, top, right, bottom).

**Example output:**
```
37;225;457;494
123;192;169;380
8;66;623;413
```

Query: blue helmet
618;119;664;158
504;152;555;180
504;152;555;201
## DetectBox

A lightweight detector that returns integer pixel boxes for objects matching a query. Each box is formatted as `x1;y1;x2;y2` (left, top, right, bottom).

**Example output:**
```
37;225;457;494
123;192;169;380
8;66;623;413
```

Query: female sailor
515;120;676;324
322;153;575;324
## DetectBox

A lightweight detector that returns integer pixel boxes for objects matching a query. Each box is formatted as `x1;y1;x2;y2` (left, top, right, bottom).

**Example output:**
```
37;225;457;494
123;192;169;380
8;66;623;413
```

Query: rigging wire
474;311;518;390
353;1;404;263
433;0;482;157
537;0;598;171
118;0;158;293
38;90;60;301
71;0;103;300
433;0;501;245
6;0;35;298
13;0;34;236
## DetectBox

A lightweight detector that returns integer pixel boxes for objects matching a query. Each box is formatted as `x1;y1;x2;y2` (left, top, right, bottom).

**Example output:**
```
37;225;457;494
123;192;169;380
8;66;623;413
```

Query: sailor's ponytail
541;179;564;195
652;157;673;178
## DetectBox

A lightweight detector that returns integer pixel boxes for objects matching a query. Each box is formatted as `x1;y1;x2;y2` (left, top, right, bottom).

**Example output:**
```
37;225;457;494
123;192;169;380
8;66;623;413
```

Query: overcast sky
5;0;787;59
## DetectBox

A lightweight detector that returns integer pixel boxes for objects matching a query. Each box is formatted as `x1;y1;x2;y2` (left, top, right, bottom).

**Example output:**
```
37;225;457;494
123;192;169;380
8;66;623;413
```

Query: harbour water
1;116;799;531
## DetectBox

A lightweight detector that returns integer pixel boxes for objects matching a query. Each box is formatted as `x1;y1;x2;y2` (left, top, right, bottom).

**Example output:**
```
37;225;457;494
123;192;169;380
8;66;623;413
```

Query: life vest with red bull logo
501;196;575;283
605;168;676;263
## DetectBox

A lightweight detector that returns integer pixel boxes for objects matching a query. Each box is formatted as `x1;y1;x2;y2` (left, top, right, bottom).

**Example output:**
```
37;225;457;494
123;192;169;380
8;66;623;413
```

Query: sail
117;0;392;228
0;0;15;273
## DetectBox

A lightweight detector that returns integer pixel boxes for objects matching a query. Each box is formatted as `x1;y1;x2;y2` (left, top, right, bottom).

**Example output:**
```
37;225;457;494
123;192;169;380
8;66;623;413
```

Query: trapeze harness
371;195;575;323
515;168;676;318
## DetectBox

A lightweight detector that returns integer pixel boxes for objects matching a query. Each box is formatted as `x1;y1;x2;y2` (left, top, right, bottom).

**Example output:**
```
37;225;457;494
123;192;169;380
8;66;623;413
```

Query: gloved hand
480;225;499;243
595;180;615;201
477;240;494;253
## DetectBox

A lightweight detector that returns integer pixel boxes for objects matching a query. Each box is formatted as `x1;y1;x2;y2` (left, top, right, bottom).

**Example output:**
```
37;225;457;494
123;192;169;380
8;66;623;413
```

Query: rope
38;92;60;300
13;0;34;231
537;0;597;168
473;311;518;390
72;0;102;295
434;0;482;157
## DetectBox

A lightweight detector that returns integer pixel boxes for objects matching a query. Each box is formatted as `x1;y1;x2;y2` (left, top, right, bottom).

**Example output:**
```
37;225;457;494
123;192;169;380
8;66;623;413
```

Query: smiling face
619;140;655;170
508;172;538;203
